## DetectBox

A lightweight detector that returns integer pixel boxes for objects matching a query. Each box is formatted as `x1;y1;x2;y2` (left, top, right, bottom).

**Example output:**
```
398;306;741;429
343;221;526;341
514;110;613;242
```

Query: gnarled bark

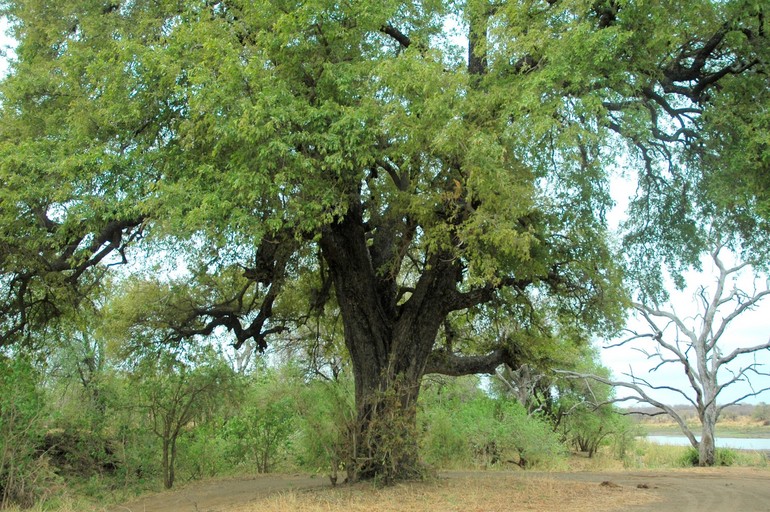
319;203;458;480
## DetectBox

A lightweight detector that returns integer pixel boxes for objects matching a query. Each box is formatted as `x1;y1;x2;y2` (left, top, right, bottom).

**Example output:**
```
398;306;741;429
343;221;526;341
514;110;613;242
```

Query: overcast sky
1;16;768;406
0;18;10;77
606;175;770;406
600;267;770;406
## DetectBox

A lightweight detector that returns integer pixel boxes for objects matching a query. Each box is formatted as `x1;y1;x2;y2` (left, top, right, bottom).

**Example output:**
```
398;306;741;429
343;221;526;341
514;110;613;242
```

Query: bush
420;407;469;468
224;396;296;474
680;447;699;467
294;377;356;483
716;448;738;466
0;356;57;508
680;447;737;467
496;400;567;469
611;418;641;462
420;392;566;470
179;424;231;480
108;411;161;490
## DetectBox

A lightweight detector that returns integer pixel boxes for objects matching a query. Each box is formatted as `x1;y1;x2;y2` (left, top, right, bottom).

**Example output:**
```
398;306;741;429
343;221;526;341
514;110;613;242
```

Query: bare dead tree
561;243;770;466
495;364;547;414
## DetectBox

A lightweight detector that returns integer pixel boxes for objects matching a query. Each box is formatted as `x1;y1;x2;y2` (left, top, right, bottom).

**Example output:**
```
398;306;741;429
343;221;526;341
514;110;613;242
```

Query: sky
0;16;768;407
605;175;770;406
0;18;10;78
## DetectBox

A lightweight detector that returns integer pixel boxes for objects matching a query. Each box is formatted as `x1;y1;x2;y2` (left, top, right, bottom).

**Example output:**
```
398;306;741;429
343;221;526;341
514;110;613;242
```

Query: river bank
644;434;770;450
641;425;770;439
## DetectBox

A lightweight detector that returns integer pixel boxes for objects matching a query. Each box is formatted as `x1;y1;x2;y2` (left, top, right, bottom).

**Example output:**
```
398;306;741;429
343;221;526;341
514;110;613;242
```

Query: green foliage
420;381;566;470
0;356;55;508
420;406;468;468
42;324;122;483
223;368;298;474
716;448;738;467
0;0;767;486
1;0;635;358
104;382;162;491
550;358;631;459
131;345;241;489
680;447;738;467
564;406;612;457
294;376;356;483
496;400;567;469
418;376;483;467
489;343;631;462
610;416;642;462
177;423;231;480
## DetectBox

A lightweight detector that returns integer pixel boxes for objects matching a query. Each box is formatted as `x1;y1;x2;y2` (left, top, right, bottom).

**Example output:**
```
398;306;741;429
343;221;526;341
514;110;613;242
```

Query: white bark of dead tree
561;244;770;466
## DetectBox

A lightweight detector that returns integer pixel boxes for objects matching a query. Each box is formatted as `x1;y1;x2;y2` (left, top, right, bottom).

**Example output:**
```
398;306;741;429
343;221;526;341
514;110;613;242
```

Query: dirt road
110;474;327;512
523;467;770;512
111;467;769;512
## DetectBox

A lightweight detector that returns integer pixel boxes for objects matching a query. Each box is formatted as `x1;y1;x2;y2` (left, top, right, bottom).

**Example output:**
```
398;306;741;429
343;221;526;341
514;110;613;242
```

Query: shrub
224;396;296;474
294;377;356;483
420;393;566;470
179;424;231;479
420;407;469;468
0;356;57;508
496;400;567;469
680;447;737;467
716;448;737;466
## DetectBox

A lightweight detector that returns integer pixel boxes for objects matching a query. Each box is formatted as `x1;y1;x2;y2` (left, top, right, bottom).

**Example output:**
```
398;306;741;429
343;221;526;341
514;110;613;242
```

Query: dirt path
524;467;770;512
111;467;770;512
110;474;328;512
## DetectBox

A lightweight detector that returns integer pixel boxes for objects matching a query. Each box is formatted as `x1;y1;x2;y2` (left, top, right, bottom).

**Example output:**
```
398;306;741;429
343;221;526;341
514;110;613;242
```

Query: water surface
645;435;770;450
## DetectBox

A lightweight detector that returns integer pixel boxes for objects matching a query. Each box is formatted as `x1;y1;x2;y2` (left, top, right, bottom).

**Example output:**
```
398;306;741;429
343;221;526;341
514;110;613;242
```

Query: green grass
623;440;769;469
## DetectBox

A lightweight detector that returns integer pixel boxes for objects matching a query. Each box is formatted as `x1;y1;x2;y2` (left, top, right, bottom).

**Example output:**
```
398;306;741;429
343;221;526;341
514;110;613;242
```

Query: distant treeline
625;403;770;421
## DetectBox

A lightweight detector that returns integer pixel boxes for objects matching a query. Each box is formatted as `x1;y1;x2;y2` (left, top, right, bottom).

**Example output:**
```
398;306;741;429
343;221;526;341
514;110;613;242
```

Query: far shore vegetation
630;403;770;438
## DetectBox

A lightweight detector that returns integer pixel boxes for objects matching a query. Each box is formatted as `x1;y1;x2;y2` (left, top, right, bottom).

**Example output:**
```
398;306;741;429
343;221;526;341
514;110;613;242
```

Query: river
645;435;770;450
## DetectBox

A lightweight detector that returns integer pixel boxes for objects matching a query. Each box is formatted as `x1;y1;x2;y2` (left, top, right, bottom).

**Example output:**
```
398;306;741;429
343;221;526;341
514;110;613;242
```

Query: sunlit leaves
1;0;765;382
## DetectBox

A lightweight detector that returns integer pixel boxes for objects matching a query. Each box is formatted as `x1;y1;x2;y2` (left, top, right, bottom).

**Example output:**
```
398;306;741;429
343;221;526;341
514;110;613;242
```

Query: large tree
1;0;768;479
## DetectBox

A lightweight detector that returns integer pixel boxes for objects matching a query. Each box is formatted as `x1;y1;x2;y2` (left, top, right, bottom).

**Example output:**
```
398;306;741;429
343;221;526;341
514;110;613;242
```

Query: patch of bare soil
537;467;770;512
110;474;327;512
110;467;770;512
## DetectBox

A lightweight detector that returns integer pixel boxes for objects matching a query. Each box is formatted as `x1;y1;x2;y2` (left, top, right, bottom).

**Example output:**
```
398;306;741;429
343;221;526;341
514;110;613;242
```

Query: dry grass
565;451;628;472
232;474;657;512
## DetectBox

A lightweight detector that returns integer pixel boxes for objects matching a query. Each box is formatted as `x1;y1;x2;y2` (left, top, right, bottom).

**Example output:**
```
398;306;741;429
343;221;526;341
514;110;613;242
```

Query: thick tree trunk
351;361;423;482
329;270;444;481
319;206;454;482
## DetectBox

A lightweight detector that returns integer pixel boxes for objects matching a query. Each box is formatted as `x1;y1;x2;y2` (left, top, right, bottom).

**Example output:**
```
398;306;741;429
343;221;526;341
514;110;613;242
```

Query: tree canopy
1;0;768;479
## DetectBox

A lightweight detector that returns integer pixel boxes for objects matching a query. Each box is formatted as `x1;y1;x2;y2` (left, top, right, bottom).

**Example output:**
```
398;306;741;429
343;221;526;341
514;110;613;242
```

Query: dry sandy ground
518;467;770;512
111;467;769;512
110;474;327;512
